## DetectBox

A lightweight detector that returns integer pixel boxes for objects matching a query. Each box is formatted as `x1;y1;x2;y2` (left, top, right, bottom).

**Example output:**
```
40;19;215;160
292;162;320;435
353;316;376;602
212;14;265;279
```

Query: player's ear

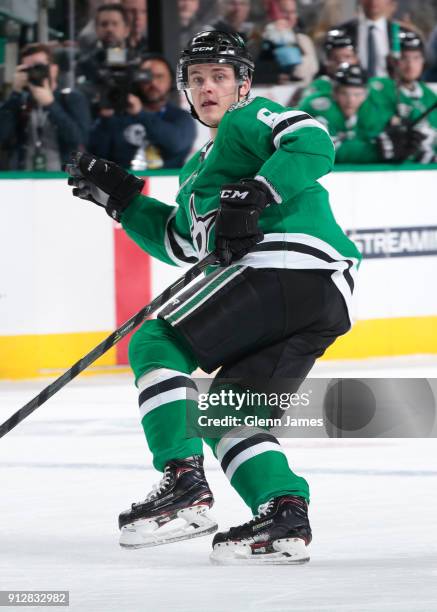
240;78;251;97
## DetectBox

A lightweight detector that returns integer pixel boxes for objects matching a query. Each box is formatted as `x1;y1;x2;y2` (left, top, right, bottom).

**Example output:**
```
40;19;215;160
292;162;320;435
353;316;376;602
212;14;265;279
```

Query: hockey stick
0;253;217;439
408;99;437;128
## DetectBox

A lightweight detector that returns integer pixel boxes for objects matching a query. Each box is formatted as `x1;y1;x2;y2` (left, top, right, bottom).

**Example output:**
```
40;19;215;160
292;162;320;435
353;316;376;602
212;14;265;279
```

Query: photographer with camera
77;3;140;115
88;54;196;169
0;43;91;171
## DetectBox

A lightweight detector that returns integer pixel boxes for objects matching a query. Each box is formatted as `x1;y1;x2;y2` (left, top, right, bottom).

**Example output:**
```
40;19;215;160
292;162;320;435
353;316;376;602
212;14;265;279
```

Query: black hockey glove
214;179;272;266
377;123;426;163
65;152;144;221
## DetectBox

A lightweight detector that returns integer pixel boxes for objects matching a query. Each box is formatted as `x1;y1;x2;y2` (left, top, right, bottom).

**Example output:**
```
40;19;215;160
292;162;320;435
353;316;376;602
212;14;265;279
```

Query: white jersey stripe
273;118;330;149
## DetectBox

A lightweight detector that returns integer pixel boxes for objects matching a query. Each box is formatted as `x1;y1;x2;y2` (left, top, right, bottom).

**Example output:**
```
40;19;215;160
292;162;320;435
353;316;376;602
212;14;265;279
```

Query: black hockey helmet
324;29;355;53
334;63;368;87
177;30;255;91
399;31;424;54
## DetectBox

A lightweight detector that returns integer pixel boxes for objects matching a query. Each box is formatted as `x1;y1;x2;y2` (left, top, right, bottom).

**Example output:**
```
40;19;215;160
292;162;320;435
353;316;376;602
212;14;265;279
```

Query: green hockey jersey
121;96;361;315
299;76;333;105
298;93;394;163
368;77;437;124
369;77;437;157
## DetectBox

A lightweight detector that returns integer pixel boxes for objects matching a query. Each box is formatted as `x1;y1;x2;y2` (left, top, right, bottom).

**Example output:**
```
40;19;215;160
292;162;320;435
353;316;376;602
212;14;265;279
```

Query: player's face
326;47;358;76
187;63;250;126
399;50;424;83
335;86;367;118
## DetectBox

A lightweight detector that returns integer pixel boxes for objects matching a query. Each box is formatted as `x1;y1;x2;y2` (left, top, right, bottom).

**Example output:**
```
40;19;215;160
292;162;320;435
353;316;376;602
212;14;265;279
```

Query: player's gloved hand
214;179;272;266
65;152;144;221
377;123;426;163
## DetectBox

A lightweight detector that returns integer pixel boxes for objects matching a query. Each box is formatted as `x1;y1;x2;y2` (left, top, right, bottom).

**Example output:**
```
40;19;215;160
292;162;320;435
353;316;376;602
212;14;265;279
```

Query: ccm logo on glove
220;189;250;200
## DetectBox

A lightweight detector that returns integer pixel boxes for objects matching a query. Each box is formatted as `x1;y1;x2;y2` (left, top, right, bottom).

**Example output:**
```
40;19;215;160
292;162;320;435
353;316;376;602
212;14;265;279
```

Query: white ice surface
0;357;436;612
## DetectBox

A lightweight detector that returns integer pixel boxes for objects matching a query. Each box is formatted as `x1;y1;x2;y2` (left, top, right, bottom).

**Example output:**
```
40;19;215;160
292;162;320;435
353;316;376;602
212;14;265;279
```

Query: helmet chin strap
184;84;245;129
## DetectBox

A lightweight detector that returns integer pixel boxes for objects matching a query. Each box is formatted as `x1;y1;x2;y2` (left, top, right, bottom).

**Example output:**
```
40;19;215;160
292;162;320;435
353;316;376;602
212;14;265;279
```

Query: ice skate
210;495;311;565
119;455;217;548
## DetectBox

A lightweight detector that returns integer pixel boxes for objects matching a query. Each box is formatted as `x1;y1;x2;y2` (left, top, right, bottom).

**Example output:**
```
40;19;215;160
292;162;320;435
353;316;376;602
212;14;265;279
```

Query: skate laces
137;466;172;505
243;500;275;528
253;500;275;521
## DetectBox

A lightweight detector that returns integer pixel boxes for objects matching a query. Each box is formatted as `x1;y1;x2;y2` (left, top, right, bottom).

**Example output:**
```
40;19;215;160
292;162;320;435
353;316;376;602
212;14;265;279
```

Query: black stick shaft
408;99;437;128
0;253;217;439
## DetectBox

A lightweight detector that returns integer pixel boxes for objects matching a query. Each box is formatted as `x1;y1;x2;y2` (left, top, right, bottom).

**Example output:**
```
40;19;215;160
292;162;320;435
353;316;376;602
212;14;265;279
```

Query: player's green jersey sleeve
221;96;335;204
120;157;199;266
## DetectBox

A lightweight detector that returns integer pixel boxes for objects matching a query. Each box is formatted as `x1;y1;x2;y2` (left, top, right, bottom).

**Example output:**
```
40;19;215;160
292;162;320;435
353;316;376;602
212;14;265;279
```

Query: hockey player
299;63;425;163
67;31;360;565
299;29;359;103
368;31;437;162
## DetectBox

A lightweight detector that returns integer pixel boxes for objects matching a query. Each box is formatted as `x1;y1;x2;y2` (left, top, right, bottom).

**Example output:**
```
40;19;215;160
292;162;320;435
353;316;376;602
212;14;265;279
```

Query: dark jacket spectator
88;55;195;169
206;0;262;63
336;0;414;78
0;43;90;170
89;103;195;168
179;0;205;50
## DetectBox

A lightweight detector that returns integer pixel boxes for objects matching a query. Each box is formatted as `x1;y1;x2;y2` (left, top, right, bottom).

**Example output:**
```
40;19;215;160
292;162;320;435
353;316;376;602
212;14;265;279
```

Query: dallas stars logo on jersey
189;195;217;257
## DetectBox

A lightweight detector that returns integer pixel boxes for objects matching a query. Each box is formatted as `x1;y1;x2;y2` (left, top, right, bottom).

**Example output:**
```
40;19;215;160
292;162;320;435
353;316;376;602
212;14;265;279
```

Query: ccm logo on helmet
220;189;249;199
192;47;215;52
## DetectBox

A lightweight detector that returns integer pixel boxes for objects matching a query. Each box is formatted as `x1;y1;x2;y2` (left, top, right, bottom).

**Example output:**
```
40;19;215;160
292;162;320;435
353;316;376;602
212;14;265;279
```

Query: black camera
97;61;153;114
23;63;50;86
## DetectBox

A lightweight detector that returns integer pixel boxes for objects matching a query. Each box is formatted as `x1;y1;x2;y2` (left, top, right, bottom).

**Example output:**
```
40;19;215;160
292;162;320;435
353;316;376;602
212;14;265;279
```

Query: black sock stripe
272;113;312;142
220;433;280;474
138;376;198;406
252;241;355;292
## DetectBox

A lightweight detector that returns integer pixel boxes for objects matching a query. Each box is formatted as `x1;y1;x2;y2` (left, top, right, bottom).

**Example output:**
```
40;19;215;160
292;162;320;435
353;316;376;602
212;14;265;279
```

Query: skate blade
210;538;310;565
119;505;218;549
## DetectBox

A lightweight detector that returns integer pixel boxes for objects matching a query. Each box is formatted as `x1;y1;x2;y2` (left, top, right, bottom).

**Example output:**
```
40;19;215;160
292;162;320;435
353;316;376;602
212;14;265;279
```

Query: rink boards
1;165;437;378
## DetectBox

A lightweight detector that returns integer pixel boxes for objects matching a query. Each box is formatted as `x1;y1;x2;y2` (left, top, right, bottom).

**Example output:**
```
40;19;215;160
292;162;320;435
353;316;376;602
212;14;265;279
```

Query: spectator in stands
198;0;220;24
88;54;196;169
335;0;414;78
299;63;425;164
0;43;90;171
368;31;436;161
207;0;257;41
259;0;318;85
123;0;148;51
78;0;122;54
206;0;262;61
78;0;147;53
179;0;204;49
299;28;359;101
76;4;138;113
